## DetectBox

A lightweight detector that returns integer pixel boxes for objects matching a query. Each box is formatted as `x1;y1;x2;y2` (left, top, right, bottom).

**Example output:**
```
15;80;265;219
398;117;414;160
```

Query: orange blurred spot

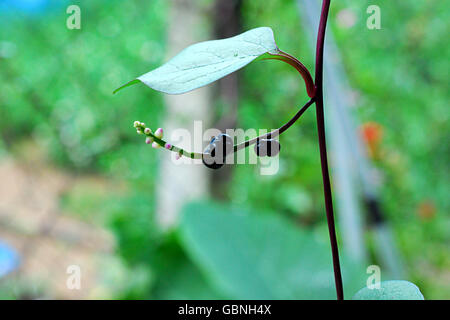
417;200;436;220
360;122;383;158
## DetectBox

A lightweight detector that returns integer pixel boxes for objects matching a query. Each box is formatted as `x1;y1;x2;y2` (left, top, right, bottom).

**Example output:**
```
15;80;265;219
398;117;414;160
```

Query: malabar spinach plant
114;0;423;300
115;0;341;299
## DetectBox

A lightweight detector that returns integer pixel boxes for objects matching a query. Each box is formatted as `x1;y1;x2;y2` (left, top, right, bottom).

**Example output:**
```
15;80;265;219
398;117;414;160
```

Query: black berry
202;133;233;169
254;139;280;157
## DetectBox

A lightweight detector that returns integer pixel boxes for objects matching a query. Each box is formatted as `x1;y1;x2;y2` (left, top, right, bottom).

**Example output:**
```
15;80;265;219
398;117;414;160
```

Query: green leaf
155;260;226;300
352;280;424;300
178;202;366;299
114;27;279;95
151;234;225;300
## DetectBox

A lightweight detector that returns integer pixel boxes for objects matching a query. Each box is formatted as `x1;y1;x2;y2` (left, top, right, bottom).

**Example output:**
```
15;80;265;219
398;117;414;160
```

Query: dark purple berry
254;139;280;157
202;133;233;169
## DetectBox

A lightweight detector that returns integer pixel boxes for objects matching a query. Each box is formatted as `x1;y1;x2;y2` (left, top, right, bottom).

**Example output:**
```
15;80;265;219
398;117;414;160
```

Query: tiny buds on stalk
145;137;153;144
152;142;161;149
175;152;182;160
144;128;151;134
133;121;141;128
164;143;172;150
140;122;146;128
136;128;143;134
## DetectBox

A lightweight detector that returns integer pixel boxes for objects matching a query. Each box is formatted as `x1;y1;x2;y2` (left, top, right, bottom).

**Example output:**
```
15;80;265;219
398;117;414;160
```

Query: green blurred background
0;0;448;299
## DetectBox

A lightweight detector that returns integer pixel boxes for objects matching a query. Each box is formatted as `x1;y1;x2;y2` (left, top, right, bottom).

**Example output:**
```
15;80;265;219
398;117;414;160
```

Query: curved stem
315;0;344;300
263;51;316;98
234;97;314;151
135;98;314;159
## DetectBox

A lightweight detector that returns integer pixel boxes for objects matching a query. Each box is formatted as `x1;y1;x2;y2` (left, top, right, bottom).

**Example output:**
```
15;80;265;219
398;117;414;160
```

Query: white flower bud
152;142;161;149
155;128;163;139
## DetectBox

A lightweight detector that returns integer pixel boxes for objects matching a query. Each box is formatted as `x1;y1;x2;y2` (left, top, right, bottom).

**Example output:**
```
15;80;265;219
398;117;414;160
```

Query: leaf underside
114;27;279;95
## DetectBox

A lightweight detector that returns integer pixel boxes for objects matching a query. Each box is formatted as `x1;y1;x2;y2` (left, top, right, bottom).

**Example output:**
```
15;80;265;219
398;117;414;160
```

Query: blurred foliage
180;202;366;299
0;0;448;299
331;0;450;298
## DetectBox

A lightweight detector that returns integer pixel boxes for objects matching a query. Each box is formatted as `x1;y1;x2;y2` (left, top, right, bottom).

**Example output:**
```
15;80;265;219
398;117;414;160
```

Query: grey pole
296;0;404;277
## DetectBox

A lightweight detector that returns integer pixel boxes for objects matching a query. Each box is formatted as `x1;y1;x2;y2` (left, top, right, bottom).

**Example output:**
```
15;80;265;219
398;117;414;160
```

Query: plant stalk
314;0;344;300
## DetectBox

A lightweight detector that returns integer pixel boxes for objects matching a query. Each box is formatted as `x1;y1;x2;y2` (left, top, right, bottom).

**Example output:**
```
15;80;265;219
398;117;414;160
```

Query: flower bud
144;128;151;134
165;143;172;150
133;121;140;128
145;137;153;144
136;128;142;134
155;128;163;139
152;142;161;149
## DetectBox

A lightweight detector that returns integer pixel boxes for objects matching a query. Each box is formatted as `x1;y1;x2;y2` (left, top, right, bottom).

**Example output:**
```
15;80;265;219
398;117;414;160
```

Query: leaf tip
113;79;141;94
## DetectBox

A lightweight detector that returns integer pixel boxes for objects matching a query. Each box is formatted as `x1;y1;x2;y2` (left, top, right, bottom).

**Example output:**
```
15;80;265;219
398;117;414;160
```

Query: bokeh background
0;0;448;299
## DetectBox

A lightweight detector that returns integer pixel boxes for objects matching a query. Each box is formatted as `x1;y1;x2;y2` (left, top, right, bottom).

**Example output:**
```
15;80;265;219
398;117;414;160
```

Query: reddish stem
265;51;316;98
314;0;344;300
